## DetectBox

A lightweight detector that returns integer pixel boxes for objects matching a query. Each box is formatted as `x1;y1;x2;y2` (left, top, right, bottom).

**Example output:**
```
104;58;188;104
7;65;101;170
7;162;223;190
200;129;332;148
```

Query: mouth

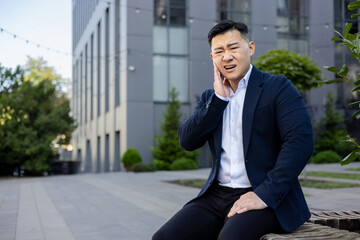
224;65;236;71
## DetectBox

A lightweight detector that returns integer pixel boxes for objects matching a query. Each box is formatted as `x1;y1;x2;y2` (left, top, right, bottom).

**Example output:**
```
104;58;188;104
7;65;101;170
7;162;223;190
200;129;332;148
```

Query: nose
223;50;233;61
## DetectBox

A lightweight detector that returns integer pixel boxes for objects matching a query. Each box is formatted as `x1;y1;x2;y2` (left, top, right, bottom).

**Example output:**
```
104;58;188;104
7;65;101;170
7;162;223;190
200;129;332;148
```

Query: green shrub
151;88;199;170
170;158;199;171
314;93;349;157
121;148;142;171
153;159;171;171
310;150;342;164
253;49;323;92
131;163;156;172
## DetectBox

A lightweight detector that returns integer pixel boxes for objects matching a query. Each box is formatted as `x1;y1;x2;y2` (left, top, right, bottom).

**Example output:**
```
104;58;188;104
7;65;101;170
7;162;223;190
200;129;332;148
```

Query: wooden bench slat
261;223;360;240
309;210;360;231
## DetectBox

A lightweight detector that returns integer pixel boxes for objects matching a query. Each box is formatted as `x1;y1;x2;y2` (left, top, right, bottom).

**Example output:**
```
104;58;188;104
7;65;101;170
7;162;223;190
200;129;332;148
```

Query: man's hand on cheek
213;62;230;98
227;191;267;218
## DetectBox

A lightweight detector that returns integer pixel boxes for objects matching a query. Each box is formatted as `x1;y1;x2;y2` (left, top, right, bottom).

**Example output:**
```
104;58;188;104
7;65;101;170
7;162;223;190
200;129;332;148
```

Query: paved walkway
1;162;360;240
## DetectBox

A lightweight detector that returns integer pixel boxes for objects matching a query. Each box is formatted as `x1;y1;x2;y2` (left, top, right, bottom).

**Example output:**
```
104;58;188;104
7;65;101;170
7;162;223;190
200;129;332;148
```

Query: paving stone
0;163;358;239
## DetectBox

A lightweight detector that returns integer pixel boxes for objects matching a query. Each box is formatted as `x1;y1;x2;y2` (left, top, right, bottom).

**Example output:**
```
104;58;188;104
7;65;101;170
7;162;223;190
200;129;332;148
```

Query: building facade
71;0;358;172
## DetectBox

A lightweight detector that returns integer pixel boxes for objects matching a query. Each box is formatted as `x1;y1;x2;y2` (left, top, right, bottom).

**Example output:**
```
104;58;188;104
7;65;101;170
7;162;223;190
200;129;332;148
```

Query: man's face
210;30;255;83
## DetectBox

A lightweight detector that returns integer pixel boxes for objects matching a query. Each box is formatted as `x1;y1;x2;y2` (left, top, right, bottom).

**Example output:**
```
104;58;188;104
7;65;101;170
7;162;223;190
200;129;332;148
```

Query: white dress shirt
216;65;253;188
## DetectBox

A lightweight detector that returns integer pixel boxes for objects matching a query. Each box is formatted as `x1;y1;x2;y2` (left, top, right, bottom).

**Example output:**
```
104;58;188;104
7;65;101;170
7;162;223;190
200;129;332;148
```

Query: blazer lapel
243;67;264;159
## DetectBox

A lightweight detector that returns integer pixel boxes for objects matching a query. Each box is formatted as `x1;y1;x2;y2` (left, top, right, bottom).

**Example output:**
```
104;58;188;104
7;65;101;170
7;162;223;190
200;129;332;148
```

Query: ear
249;41;255;57
210;52;214;60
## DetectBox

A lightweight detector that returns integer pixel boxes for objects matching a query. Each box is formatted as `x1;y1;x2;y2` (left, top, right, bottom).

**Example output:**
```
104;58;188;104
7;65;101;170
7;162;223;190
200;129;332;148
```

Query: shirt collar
242;64;253;88
229;64;253;95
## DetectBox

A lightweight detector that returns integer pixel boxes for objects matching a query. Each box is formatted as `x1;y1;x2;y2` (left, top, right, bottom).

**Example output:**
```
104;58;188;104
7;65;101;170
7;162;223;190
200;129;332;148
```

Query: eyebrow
213;42;240;51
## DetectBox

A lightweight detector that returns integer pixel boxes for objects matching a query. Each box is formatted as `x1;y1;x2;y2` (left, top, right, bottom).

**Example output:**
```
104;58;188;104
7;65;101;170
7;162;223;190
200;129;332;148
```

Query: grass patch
304;171;360;180
346;167;360;171
167;178;360;190
166;179;206;189
299;179;360;189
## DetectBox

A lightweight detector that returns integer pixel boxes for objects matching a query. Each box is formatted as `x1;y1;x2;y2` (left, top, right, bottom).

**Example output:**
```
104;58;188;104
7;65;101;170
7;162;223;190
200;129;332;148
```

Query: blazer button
245;159;248;163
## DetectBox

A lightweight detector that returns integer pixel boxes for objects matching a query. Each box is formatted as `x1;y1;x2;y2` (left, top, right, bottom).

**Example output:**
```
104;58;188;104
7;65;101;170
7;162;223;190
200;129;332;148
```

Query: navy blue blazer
178;66;314;232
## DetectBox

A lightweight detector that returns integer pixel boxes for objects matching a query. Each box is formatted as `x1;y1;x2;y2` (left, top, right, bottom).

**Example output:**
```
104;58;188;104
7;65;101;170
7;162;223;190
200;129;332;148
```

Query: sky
0;0;71;79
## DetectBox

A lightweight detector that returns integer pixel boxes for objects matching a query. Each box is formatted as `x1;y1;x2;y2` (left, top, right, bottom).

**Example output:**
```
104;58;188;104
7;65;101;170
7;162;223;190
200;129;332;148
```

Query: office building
71;0;359;172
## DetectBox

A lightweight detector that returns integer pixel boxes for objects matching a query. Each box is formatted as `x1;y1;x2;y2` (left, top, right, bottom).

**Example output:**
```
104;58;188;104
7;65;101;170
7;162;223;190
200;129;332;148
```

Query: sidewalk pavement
1;162;360;240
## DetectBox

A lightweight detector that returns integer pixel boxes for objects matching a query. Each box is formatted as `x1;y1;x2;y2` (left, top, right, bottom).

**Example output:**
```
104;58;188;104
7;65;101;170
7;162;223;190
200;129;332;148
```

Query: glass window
217;11;228;21
231;13;250;26
153;26;168;53
216;0;251;32
276;0;309;55
169;27;188;54
153;56;168;102
170;7;186;25
230;0;249;11
153;0;188;102
154;6;167;25
170;57;188;102
170;0;185;7
155;0;166;5
217;0;227;10
277;0;288;16
289;0;300;16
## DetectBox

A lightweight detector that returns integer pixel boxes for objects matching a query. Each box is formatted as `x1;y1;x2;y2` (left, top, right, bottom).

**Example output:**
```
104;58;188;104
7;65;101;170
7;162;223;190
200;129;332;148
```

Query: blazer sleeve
178;89;228;151
254;77;314;209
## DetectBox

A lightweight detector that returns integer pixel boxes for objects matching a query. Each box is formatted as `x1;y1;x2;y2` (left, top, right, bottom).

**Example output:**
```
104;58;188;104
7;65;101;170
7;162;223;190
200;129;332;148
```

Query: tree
151;88;199;170
314;93;352;157
0;58;75;176
0;65;25;175
253;49;323;92
322;0;360;165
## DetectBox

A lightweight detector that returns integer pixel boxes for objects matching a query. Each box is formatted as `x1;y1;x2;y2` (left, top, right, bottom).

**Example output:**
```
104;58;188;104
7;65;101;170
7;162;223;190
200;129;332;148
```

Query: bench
261;210;360;239
261;222;360;239
309;210;360;232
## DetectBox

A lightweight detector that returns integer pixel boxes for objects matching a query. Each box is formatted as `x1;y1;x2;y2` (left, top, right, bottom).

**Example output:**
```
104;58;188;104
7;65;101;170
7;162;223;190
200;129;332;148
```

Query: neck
229;79;241;92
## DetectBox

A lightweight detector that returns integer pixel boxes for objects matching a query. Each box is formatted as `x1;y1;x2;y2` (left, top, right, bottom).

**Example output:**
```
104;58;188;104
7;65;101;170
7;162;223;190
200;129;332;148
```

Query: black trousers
152;182;283;240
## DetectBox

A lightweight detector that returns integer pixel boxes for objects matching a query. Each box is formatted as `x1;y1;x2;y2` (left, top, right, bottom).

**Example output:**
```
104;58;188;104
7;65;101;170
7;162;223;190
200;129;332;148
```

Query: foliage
121;148;142;171
305;171;360;181
299;179;360;189
170;158;199;171
151;88;199;170
313;93;351;157
0;58;75;176
253;49;324;92
167;179;207;189
309;150;342;164
322;1;360;165
131;163;156;172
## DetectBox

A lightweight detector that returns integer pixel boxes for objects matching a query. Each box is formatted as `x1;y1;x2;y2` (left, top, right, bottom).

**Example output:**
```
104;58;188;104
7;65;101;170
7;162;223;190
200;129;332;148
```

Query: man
152;20;313;240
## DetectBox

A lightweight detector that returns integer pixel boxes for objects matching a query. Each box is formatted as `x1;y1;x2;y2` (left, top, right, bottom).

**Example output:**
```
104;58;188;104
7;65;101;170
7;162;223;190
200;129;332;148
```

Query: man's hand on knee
227;191;266;218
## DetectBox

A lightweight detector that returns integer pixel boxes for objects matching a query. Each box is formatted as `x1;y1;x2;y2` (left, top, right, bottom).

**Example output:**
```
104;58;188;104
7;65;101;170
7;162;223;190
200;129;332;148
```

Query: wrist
215;92;229;101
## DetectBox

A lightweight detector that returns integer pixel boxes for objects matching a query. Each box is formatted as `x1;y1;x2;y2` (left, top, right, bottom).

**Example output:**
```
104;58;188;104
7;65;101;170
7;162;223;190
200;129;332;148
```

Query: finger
213;62;220;80
227;207;238;218
236;206;249;214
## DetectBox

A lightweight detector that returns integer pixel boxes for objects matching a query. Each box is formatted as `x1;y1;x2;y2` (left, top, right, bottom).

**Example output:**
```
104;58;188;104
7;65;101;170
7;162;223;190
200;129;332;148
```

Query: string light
0;26;71;57
1;1;347;63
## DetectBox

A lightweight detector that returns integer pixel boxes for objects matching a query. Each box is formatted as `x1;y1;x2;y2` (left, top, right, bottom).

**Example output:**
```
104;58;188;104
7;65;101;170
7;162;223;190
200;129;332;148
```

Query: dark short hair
208;20;249;46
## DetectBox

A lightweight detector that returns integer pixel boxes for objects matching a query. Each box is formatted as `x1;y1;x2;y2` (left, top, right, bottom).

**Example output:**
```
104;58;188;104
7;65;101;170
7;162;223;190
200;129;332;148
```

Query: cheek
213;59;222;69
